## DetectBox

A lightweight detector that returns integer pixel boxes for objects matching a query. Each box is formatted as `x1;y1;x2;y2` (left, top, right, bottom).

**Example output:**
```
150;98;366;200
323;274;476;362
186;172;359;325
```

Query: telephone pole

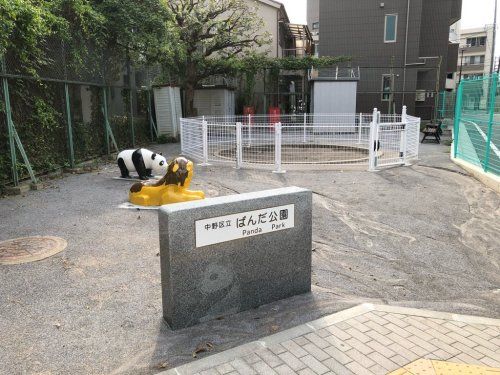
490;0;497;75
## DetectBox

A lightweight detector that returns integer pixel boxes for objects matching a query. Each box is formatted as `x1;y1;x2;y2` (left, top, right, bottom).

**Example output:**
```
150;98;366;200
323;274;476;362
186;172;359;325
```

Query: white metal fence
180;106;420;172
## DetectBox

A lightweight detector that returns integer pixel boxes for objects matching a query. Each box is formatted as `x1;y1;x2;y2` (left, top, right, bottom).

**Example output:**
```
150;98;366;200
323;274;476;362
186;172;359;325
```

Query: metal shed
153;86;182;138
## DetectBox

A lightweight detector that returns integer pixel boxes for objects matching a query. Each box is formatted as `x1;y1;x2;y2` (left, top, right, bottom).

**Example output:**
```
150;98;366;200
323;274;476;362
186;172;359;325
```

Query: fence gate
370;107;409;169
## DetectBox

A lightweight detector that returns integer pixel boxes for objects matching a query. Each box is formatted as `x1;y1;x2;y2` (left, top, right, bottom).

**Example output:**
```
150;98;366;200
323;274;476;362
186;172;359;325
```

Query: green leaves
0;0;62;74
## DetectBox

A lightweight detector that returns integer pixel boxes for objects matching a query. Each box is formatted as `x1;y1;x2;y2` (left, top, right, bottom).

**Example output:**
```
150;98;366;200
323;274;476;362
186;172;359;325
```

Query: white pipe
402;0;410;105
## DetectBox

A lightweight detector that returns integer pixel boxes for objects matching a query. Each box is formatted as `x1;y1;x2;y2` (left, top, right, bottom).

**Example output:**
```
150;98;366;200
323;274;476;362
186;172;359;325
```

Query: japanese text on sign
195;204;295;247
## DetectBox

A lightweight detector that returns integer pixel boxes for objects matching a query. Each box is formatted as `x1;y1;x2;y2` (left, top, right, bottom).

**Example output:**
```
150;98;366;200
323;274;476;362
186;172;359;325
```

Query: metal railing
180;107;420;172
308;66;361;81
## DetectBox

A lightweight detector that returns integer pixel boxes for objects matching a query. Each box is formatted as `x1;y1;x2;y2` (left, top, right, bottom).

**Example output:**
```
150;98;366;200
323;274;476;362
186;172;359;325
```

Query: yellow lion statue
129;157;205;206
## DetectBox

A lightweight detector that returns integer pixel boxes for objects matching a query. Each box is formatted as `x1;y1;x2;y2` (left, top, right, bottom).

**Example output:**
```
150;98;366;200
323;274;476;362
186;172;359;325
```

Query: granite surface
158;187;313;329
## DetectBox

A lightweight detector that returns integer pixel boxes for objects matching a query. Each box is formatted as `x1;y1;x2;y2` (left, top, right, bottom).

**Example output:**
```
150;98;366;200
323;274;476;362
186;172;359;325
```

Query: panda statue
117;148;168;180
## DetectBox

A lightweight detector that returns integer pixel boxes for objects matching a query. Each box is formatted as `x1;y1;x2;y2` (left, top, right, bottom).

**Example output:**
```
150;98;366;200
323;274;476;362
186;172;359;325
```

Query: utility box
153;86;182;138
311;80;357;115
193;88;235;116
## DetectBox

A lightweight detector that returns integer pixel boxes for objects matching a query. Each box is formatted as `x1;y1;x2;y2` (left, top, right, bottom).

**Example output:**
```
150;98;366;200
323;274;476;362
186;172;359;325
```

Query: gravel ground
0;141;499;375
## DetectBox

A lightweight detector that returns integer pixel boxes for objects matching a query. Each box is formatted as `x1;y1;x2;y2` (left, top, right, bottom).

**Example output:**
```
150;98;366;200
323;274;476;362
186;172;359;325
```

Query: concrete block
158;187;312;330
5;184;30;195
30;182;44;191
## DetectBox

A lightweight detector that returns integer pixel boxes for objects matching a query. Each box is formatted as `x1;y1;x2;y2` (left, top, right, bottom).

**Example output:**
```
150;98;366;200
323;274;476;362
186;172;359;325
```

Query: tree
95;0;174;78
165;0;269;116
0;0;63;75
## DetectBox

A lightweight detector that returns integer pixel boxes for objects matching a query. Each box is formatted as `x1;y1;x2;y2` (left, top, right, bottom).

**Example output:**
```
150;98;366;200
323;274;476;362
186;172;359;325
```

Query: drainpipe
277;10;280;57
402;0;410;106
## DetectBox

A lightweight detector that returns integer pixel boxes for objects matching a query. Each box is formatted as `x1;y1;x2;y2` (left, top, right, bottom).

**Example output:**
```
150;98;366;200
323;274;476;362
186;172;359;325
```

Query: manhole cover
0;236;67;265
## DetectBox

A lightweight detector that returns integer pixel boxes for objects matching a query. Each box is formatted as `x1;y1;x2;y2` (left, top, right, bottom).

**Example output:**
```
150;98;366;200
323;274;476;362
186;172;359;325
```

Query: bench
421;121;443;143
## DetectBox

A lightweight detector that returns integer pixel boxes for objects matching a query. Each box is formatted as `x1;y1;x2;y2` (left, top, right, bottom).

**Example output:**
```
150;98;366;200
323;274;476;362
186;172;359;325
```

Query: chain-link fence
454;74;500;176
0;38;162;187
437;91;456;130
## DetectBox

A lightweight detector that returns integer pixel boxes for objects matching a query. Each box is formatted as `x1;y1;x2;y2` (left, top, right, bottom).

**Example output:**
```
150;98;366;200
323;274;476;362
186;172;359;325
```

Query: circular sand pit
0;236;67;265
217;144;370;164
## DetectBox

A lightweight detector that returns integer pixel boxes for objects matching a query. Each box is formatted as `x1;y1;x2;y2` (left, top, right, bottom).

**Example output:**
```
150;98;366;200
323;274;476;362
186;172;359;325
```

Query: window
466;36;486;47
464;55;485;65
312;22;319;30
384;14;397;42
381;75;392;101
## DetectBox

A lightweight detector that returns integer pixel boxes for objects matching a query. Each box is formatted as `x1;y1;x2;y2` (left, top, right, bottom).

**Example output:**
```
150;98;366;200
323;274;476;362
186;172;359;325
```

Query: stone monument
158;186;312;330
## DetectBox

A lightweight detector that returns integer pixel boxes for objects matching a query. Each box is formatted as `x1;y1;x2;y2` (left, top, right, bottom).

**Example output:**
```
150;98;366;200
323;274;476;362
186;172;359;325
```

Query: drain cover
0;236;67;265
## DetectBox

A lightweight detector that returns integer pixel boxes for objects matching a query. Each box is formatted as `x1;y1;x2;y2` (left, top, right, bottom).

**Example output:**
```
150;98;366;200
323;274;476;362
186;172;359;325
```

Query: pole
201;116;210;166
248;114;252;146
440;90;446;119
368;108;378;171
64;83;75;168
126;58;135;147
434;56;442;121
402;0;410;105
390;56;395;114
358;113;363;144
484;73;497;171
2;62;19;186
453;80;464;158
490;0;498;75
147;90;154;141
401;105;408;165
303;112;307;143
236;122;242;169
459;49;464;83
273;122;285;173
129;87;135;147
102;87;110;155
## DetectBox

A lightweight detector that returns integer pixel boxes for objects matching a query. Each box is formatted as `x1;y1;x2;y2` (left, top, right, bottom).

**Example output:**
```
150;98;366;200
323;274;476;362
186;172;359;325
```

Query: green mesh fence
437;91;456;130
454;74;500;176
0;40;160;187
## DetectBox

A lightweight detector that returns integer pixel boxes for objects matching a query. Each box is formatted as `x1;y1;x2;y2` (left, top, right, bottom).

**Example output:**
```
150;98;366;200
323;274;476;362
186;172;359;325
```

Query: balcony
461;63;485;72
308;66;360;81
462;45;487;53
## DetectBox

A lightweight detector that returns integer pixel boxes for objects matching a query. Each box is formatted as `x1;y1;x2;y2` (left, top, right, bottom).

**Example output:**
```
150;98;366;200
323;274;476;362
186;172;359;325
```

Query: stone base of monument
159;187;312;330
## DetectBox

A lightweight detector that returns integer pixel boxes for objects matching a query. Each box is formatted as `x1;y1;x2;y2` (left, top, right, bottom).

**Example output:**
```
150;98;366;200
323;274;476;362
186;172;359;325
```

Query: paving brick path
162;304;500;375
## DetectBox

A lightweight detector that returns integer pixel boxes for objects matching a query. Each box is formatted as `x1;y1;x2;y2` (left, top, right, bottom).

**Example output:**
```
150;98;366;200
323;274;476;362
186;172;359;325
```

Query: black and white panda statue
117;148;168;180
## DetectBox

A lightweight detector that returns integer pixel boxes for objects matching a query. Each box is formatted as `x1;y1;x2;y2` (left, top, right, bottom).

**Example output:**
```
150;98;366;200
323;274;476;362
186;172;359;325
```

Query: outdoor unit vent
415;90;426;102
153;86;182;138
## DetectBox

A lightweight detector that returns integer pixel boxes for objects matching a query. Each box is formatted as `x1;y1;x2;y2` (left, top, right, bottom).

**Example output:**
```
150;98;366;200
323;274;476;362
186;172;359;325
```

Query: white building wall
456;26;494;83
248;0;281;58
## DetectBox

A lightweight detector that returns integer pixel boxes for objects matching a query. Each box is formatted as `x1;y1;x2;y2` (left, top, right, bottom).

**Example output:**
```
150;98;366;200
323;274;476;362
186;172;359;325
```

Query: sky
279;0;500;55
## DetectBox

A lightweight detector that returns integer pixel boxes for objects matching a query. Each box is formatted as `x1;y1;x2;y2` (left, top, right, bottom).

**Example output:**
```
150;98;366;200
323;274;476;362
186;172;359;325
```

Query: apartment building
308;0;462;119
457;27;494;82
